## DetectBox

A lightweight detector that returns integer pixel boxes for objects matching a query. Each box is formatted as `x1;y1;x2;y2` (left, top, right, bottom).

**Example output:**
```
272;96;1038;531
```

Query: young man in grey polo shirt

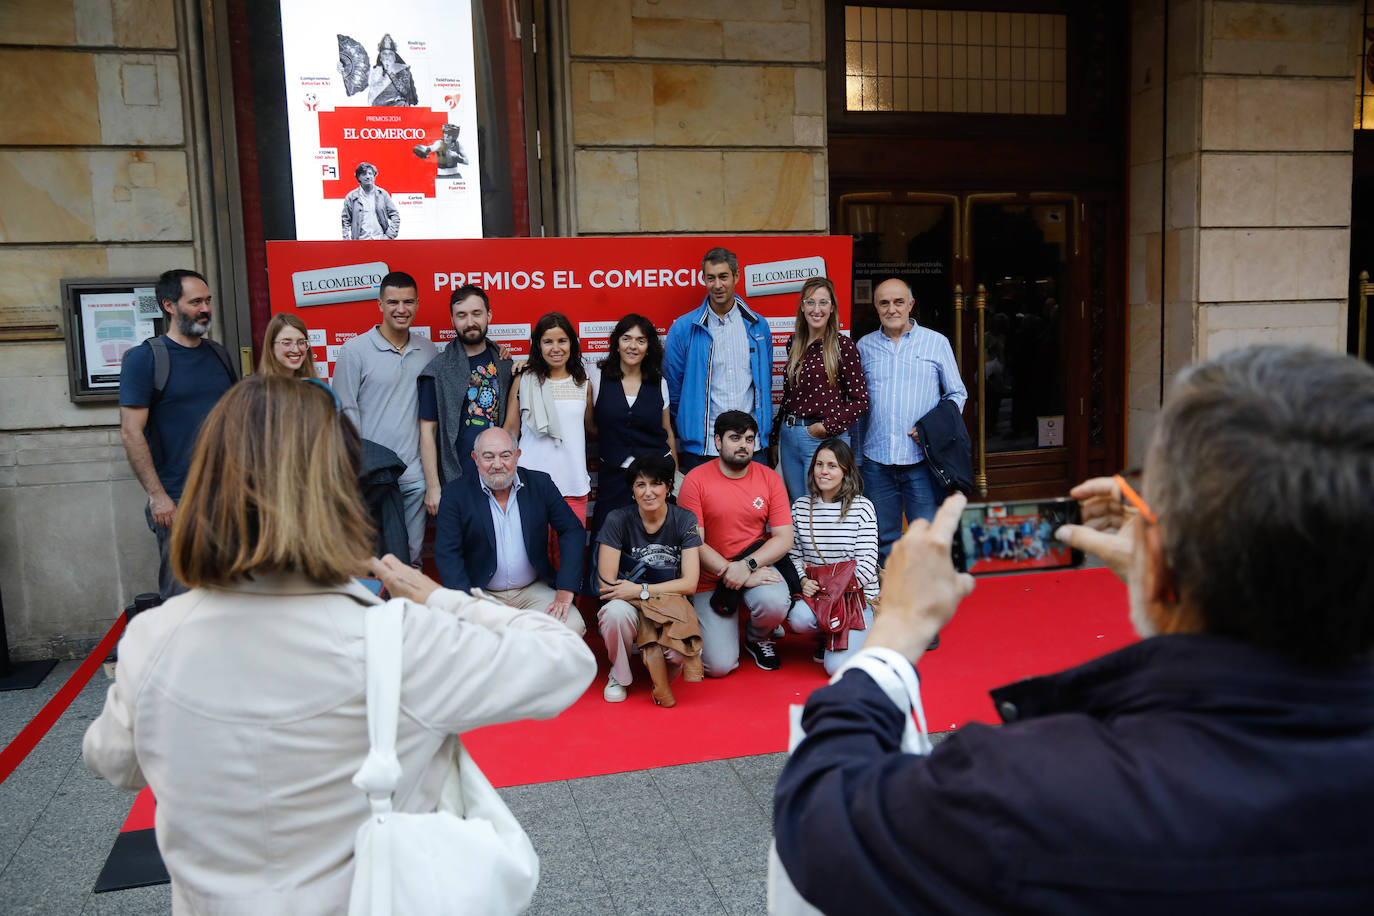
332;270;438;563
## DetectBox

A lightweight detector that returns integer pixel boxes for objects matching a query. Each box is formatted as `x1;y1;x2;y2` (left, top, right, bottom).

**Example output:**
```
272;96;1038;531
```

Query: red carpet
466;567;1137;786
99;569;1134;888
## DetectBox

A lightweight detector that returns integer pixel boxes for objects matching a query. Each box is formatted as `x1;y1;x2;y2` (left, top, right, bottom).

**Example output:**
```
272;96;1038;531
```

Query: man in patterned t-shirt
418;285;515;514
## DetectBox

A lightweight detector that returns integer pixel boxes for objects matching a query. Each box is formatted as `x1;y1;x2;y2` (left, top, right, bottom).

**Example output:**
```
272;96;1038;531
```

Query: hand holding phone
953;498;1083;576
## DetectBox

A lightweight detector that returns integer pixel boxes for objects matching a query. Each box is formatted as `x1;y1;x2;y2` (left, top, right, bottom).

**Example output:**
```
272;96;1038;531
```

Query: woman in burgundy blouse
775;277;870;501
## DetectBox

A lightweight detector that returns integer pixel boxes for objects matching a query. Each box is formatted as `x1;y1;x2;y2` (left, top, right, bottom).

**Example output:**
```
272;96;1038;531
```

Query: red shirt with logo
678;460;793;592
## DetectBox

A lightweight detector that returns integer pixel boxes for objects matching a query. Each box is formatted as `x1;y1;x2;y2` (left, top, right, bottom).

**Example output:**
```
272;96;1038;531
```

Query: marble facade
1125;0;1360;465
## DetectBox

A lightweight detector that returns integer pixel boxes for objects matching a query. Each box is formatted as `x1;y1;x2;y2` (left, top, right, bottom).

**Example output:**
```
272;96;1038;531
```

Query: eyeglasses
276;339;311;352
1112;468;1157;526
802;299;833;308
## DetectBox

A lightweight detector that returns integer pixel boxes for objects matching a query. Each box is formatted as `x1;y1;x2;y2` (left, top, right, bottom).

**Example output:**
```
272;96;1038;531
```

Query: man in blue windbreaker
664;247;773;472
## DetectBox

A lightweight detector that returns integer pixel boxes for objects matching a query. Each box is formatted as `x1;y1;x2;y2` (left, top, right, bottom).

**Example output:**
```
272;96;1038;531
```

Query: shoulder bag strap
808;497;828;566
352;599;406;811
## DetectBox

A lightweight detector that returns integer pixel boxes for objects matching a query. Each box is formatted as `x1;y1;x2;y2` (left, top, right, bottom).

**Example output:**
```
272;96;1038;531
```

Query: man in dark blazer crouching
434;427;586;632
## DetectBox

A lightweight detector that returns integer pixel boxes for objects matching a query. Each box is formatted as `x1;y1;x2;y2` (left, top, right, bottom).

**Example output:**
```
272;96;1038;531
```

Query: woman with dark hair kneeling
596;453;703;707
83;375;595;913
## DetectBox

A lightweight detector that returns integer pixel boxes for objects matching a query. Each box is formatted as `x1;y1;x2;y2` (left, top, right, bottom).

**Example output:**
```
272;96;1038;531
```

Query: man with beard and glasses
434;427;587;632
773;345;1374;914
678;411;795;675
417;284;514;514
119;269;238;598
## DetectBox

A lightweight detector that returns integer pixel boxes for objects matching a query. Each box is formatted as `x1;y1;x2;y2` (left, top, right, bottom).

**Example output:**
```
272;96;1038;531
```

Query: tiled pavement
0;658;864;915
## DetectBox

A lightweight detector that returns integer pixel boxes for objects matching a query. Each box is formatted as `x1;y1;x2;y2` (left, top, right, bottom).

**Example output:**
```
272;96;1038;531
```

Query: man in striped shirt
851;278;968;564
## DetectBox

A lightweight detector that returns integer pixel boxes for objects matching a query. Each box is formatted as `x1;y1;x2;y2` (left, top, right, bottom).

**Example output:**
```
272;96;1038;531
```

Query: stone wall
1126;0;1358;464
562;0;828;235
0;0;204;658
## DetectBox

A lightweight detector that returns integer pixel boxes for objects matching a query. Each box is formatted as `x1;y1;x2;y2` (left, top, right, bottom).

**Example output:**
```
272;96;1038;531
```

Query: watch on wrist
640;583;650;601
744;557;759;571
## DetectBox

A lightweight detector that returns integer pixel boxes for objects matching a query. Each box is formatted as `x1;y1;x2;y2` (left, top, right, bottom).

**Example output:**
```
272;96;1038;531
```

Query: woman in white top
82;375;594;914
785;437;880;674
504;311;594;523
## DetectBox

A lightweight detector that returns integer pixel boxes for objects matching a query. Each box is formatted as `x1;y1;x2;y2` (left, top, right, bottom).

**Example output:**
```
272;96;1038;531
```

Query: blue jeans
787;601;875;676
860;460;941;564
779;423;848;503
144;503;187;600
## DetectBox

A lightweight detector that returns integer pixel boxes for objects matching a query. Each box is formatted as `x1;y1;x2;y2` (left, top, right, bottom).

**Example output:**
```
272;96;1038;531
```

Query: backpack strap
148;337;170;404
147;335;238;404
202;338;239;384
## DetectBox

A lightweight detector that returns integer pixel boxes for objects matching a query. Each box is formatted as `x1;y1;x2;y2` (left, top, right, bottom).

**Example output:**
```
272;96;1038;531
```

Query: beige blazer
83;574;596;915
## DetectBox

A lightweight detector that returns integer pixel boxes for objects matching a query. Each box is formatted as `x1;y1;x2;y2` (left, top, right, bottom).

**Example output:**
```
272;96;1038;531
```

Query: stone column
1127;0;1359;463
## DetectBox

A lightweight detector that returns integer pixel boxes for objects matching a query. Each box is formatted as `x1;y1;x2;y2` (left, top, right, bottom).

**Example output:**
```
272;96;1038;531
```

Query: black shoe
745;640;781;671
812;638;826;663
927;634;940;651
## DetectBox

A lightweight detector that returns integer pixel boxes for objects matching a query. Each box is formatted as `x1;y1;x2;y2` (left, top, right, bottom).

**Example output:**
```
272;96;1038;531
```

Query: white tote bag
767;649;932;915
348;599;540;915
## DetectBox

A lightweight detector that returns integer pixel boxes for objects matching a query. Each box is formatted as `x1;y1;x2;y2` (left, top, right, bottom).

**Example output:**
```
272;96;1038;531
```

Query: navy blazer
434;467;584;593
774;635;1374;914
915;396;974;497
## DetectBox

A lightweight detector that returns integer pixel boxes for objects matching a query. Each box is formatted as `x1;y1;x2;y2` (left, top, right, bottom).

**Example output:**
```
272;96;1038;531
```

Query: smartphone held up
952;498;1083;575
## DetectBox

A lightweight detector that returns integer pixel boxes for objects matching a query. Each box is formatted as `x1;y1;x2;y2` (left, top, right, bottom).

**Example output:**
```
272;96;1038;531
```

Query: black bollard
0;585;59;691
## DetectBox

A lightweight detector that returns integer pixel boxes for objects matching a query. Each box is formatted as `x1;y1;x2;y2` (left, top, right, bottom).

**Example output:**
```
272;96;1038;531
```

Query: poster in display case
60;277;164;403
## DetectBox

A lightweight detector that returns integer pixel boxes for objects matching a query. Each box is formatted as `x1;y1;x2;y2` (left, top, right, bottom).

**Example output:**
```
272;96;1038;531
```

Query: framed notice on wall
60;277;164;403
279;0;483;240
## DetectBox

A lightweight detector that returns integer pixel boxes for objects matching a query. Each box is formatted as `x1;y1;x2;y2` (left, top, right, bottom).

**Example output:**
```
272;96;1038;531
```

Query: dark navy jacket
915;397;973;497
434;467;584;593
774;634;1374;914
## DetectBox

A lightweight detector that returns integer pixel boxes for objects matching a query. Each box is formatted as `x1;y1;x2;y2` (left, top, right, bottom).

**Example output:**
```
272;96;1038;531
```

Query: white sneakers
603;675;627;703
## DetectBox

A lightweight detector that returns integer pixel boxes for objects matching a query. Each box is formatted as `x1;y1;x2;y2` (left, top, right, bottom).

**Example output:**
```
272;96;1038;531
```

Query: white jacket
83;574;596;914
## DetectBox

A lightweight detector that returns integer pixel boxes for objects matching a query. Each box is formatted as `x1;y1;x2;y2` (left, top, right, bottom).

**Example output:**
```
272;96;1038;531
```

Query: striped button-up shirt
853;321;966;466
703;303;755;456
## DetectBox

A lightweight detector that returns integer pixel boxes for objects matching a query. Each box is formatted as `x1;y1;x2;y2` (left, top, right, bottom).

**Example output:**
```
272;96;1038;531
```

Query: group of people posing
123;247;967;707
105;263;1374;912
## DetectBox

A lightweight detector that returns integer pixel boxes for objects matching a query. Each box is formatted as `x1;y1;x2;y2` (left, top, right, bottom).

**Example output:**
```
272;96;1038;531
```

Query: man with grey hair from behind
773;343;1374;913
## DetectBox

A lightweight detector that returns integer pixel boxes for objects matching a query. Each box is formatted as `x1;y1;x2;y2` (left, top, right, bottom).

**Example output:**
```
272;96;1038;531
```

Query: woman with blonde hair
258;312;318;379
83;375;594;913
776;276;869;501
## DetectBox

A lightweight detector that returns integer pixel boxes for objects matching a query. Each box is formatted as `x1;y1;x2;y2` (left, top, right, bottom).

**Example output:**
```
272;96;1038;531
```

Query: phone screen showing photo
954;498;1083;575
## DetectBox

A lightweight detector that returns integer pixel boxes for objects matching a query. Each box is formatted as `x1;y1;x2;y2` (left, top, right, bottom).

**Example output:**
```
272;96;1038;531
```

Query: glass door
838;190;1090;499
839;192;960;344
967;197;1071;454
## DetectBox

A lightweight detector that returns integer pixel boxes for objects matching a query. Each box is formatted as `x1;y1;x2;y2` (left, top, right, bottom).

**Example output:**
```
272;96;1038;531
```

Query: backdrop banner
264;236;855;397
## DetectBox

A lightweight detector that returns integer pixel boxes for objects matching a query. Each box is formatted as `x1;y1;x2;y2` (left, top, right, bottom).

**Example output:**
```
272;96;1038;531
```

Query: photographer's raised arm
863;494;975;666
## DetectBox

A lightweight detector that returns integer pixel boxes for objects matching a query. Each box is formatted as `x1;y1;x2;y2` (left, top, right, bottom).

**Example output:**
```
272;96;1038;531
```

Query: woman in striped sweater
785;437;880;674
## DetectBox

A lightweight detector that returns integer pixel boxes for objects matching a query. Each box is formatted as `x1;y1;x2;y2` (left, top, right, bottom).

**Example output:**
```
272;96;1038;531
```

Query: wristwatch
744;557;759;571
640;583;650;601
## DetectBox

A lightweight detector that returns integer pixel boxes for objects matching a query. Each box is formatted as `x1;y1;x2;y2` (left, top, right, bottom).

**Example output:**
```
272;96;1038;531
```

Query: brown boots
641;644;674;707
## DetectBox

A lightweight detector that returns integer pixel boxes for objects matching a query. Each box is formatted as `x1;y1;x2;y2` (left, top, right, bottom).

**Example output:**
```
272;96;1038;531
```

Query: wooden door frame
836;186;1124;499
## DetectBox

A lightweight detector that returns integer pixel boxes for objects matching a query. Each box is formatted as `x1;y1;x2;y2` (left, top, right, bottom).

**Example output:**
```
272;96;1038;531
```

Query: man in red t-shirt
678;410;795;675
